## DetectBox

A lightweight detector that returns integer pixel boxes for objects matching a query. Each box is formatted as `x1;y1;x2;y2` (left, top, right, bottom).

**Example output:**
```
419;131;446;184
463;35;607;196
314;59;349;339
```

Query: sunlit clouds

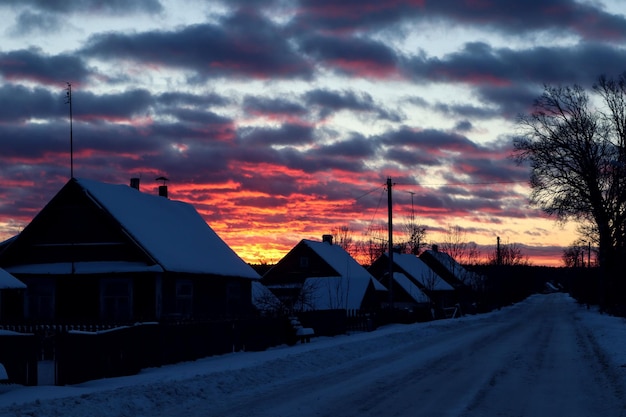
1;0;624;266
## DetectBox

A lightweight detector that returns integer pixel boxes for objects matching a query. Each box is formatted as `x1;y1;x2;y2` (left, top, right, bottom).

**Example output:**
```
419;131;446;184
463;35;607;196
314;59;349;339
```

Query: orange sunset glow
1;0;621;268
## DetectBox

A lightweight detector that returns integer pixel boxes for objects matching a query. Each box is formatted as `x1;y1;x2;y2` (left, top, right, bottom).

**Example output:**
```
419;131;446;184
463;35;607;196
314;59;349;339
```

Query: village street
3;293;626;417
158;294;626;417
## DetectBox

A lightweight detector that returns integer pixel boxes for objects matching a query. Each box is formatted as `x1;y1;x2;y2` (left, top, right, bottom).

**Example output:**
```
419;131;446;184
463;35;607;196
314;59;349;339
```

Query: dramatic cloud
1;0;621;265
0;49;91;86
81;10;314;80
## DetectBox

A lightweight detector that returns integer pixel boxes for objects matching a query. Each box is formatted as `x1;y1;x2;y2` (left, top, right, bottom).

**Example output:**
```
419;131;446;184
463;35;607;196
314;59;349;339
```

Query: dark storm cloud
73;89;153;121
382;127;480;154
157;92;231;108
164;108;233;127
317;134;381;160
237;123;315;146
0;84;63;122
304;88;400;121
10;10;61;35
293;0;626;41
1;0;163;14
475;85;544;118
81;10;313;80
454;120;473;132
433;103;500;120
0;49;91;86
0;122;69;158
298;33;399;77
407;42;626;87
243;96;307;118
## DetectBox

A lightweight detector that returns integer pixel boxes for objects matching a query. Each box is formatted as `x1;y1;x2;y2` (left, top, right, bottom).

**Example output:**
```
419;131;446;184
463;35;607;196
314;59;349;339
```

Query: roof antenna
65;82;74;178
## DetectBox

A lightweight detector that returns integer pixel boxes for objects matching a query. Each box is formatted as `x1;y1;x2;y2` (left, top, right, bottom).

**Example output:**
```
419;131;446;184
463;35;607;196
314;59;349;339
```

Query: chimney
130;177;140;190
322;234;333;244
155;176;169;198
432;244;438;252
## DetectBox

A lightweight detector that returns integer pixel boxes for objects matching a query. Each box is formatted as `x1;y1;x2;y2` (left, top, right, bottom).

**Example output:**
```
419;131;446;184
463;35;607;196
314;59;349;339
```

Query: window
299;256;309;268
175;279;193;318
25;281;55;320
101;279;132;322
227;281;241;311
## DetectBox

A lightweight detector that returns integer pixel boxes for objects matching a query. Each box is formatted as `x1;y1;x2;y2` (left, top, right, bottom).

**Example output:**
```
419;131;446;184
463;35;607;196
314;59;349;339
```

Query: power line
354;184;385;201
395;180;527;187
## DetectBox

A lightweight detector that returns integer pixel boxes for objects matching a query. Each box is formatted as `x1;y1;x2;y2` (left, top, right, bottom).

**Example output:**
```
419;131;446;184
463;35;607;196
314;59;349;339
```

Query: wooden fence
1;317;287;386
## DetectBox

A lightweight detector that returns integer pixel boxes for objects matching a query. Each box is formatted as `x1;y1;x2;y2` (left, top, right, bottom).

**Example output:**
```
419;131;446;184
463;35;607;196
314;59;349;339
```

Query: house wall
262;243;338;286
0;290;24;322
160;274;254;320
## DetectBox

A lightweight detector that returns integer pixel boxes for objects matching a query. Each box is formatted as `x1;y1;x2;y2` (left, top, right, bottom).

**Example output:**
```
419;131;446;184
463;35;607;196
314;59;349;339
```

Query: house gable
0;179;155;268
262;240;339;286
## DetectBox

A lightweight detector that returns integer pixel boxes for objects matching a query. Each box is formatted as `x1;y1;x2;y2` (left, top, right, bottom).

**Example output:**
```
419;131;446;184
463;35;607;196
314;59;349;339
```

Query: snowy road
2;293;626;416
166;294;626;417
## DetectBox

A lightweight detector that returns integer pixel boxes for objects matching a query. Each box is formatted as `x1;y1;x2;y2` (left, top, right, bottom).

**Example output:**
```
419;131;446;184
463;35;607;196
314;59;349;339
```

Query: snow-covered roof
392;272;430;304
76;179;259;279
387;253;454;291
0;267;26;289
302;239;387;291
300;275;374;310
251;281;282;311
423;249;476;285
5;262;164;275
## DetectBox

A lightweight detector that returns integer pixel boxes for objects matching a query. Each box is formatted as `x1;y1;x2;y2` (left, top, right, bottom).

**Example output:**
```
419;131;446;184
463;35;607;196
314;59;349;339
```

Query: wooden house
262;235;387;311
369;252;456;314
0;267;26;321
419;245;480;310
0;178;260;323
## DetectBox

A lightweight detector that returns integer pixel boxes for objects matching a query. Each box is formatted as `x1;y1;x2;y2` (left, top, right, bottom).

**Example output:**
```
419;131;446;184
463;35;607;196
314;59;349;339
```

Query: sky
1;0;626;266
1;293;625;416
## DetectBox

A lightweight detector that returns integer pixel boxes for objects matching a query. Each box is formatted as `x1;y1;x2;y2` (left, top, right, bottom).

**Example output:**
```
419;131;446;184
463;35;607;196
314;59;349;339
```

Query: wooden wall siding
263;243;339;286
0;182;153;267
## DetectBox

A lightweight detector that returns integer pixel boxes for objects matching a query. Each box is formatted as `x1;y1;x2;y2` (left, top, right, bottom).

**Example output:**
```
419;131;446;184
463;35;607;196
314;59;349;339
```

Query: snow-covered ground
1;292;626;416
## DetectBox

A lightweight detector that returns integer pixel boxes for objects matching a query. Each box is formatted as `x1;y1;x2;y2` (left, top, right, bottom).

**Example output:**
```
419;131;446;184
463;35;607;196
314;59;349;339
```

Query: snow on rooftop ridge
303;239;386;291
0;267;26;289
392;272;431;304
76;178;259;279
425;249;475;282
389;253;454;291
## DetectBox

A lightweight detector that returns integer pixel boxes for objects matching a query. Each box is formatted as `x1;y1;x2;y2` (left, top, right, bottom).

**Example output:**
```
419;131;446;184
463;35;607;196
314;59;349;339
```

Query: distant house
0;178;260;323
369;252;456;313
262;235;387;311
0;267;26;321
419;245;480;309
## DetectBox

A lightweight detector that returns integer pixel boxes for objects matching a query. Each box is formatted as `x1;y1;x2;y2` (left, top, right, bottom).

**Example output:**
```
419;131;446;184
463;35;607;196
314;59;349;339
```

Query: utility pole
66;82;74;178
387;177;393;310
496;236;501;266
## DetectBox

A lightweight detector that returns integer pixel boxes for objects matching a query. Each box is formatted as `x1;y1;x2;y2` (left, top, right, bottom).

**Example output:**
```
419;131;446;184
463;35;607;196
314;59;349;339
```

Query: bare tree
514;74;626;294
440;225;468;262
562;241;588;268
293;280;323;313
358;223;388;266
487;239;530;266
332;226;355;254
401;220;428;255
464;241;481;266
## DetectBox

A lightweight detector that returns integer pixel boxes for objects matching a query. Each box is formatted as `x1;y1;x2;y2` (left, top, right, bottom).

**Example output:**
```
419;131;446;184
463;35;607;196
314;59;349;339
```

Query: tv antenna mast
65;82;74;178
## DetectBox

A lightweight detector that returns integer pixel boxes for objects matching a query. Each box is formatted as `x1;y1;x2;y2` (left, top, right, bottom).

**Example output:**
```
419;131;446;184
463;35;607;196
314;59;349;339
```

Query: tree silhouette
514;73;626;303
